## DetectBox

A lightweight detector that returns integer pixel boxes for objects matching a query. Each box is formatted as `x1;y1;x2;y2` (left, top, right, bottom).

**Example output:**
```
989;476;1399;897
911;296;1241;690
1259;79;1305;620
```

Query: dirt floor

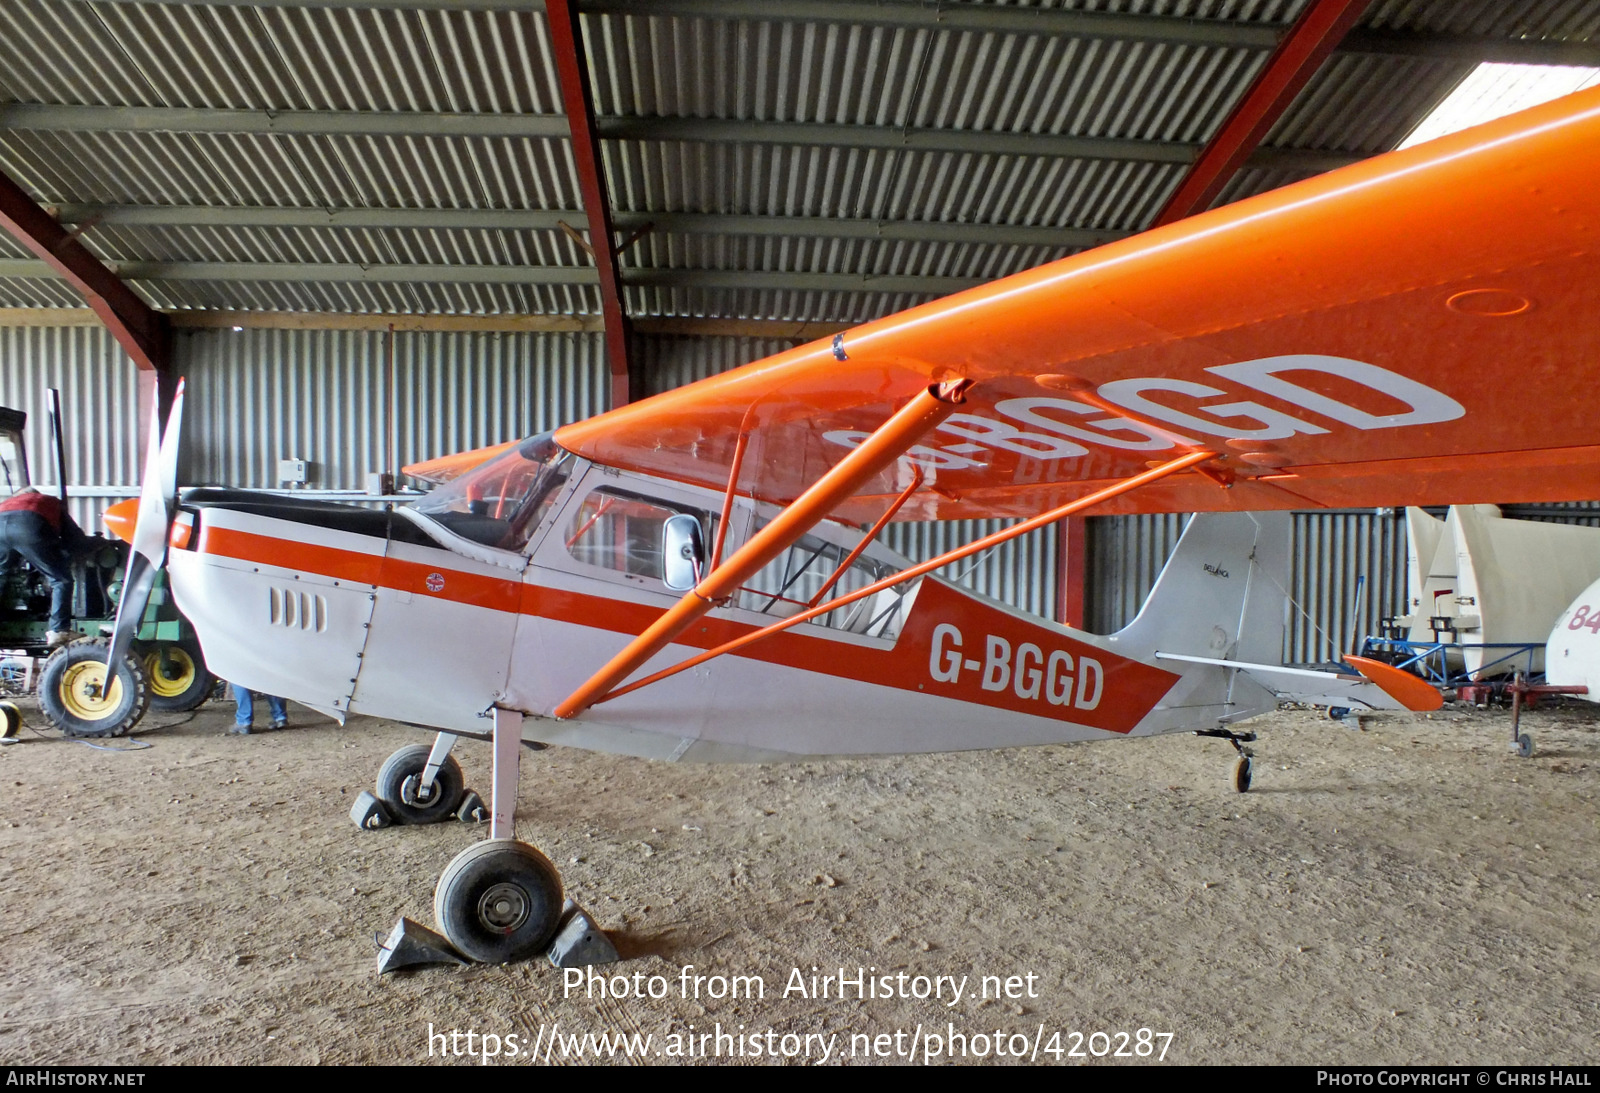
0;692;1595;1067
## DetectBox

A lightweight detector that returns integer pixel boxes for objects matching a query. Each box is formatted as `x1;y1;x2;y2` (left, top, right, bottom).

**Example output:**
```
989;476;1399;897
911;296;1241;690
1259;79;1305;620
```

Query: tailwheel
1232;755;1254;794
1512;733;1534;759
1195;727;1258;794
375;743;465;825
142;642;213;712
434;839;564;964
39;638;149;738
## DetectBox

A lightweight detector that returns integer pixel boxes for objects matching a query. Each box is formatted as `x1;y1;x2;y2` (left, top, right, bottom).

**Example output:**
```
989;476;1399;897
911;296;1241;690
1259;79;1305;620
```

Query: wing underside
547;88;1600;524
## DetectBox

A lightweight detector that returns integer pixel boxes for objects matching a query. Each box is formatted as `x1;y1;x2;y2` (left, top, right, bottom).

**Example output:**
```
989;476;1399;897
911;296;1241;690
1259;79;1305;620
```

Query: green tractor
0;399;212;738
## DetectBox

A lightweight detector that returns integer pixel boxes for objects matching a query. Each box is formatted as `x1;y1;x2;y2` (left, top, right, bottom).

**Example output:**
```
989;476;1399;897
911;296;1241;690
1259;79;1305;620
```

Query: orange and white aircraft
98;86;1600;965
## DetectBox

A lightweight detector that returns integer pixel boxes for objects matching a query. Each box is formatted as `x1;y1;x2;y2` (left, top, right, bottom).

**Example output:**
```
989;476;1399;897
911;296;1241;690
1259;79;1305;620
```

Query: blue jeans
231;683;287;727
0;511;74;631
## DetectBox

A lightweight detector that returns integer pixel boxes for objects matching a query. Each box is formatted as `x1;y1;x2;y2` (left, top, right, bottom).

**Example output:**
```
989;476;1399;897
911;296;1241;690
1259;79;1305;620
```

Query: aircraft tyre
1232;755;1253;793
0;701;20;739
434;838;564;964
39;639;149;738
142;641;214;713
376;744;465;824
1514;733;1534;759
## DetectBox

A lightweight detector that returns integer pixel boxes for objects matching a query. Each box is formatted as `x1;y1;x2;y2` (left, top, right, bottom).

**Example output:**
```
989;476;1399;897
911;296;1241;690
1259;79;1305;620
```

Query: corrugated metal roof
585;13;1271;142
1262;52;1471;152
134;278;604;317
1361;0;1600;37
0;0;1595;330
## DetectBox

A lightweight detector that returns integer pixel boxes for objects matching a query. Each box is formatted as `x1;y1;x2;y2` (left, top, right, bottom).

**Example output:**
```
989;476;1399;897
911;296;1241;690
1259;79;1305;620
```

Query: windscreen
411;432;571;552
0;426;26;499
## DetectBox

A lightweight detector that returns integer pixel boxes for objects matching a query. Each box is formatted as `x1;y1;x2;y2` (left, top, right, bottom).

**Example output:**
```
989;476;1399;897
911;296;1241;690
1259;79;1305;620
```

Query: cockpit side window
565;487;711;581
412;432;571;553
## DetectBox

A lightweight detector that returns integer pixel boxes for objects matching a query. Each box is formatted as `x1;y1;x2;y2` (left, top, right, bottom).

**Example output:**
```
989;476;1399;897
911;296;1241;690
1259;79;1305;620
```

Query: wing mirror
661;514;705;592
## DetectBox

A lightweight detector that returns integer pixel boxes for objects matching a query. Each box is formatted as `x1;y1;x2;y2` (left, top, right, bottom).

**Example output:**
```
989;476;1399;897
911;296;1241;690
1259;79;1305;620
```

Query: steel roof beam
85;0;1284;48
584;0;1284;48
624;269;979;294
546;0;632;408
1153;0;1372;227
0;258;979;295
80;0;1600;64
0;103;570;140
0;169;169;373
53;204;584;232
0;104;1360;173
0;259;596;285
53;203;1130;249
0;307;850;340
1342;29;1600;67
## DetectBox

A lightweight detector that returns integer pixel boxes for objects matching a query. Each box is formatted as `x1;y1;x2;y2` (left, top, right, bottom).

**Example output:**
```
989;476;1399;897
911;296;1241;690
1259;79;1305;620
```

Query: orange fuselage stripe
193;526;1178;733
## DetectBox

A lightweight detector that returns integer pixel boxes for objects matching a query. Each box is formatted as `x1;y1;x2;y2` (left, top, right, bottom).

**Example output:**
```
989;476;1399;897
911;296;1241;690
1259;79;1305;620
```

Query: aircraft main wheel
0;701;20;739
38;639;149;738
434;839;564;964
142;642;214;713
375;744;465;825
1513;733;1534;759
1232;755;1254;794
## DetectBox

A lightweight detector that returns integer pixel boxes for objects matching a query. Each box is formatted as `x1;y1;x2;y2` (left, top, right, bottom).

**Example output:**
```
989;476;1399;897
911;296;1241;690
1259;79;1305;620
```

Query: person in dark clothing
0;487;90;646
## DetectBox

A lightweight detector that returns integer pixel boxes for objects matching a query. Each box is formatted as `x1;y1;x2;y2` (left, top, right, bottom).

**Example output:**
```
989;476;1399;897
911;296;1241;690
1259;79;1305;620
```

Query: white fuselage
167;461;1373;761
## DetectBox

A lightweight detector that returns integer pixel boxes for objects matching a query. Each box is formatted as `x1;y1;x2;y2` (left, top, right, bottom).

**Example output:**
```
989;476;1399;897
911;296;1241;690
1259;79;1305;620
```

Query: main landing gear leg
427;708;614;968
1195;727;1257;794
373;711;618;971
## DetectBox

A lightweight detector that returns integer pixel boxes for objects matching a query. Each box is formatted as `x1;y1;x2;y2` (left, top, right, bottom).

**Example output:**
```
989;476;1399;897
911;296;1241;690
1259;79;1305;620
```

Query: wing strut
553;380;974;720
592;447;1218;709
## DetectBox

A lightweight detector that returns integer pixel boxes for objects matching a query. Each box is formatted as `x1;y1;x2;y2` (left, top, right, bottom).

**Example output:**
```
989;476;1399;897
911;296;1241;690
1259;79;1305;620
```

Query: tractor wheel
39;639;149;738
142;642;213;712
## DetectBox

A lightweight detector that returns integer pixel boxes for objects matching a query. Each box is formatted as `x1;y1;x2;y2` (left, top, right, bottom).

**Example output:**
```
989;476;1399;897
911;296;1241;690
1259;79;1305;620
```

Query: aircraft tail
1103;511;1435;722
1108;511;1290;666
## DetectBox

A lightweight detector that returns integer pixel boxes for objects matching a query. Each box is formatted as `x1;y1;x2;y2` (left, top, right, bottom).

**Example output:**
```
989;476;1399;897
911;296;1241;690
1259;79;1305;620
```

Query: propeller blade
106;379;185;672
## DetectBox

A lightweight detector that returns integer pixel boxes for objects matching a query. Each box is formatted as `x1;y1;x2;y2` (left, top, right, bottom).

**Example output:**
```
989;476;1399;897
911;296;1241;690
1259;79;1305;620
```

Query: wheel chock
376;916;467;974
350;790;394;831
546;899;619;969
456;790;487;824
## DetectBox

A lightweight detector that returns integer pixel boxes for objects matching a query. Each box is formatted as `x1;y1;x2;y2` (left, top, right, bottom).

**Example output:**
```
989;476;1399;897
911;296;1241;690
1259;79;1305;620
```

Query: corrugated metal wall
1085;512;1191;634
0;325;610;528
1086;510;1410;665
180;328;608;490
1289;511;1408;665
1502;502;1600;527
0;324;141;530
883;518;1058;622
633;335;799;398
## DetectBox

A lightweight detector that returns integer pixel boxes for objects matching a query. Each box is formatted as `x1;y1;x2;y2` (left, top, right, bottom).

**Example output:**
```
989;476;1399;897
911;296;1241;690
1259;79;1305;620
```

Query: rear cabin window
737;528;914;640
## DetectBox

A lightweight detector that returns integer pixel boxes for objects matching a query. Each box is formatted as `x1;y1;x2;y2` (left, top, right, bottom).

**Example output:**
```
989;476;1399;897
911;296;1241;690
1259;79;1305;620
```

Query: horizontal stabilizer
1153;650;1426;712
1344;655;1445;712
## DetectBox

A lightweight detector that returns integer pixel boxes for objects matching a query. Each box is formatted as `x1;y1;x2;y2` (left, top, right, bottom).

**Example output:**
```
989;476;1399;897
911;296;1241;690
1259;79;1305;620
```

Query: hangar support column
547;0;634;409
0;167;175;444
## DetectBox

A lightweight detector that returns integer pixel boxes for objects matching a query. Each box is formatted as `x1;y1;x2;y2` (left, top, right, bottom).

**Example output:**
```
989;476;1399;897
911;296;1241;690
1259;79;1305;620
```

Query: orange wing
554;87;1600;523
